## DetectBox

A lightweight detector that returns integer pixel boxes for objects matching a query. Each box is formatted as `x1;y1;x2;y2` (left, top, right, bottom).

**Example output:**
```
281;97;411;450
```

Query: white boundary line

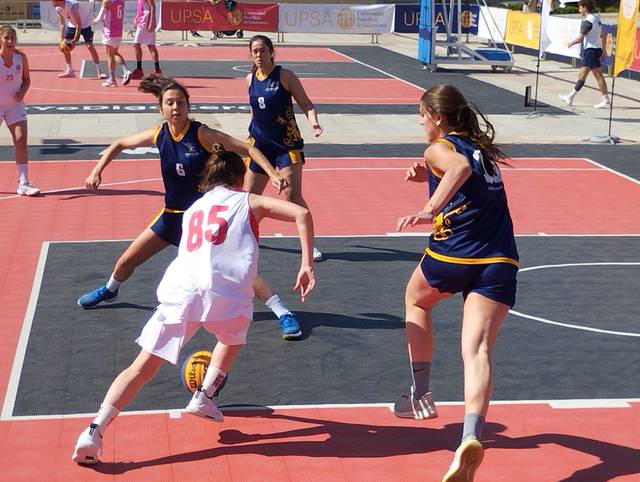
5;398;639;421
1;242;49;420
580;157;640;186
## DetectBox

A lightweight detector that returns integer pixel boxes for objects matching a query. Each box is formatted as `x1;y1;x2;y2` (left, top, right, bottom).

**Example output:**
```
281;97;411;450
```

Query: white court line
1;242;49;421
5;398;638;421
327;48;426;92
580;157;640;186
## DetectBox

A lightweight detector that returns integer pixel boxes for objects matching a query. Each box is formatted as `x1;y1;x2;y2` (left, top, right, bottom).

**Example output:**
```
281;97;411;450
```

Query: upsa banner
394;4;479;35
504;10;540;50
278;4;395;34
161;1;277;31
633;28;640;72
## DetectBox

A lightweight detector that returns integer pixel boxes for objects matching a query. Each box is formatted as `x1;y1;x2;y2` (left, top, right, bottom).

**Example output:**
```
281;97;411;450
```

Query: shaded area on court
10;236;640;417
6;143;640;182
330;45;567;115
82;60;391;80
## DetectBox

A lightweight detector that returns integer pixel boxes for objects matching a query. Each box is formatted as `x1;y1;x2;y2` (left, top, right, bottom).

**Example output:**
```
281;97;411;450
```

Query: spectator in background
558;0;610;109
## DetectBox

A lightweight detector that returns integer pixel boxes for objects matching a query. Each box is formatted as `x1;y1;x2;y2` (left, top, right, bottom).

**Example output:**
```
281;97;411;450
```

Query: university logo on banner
613;0;639;76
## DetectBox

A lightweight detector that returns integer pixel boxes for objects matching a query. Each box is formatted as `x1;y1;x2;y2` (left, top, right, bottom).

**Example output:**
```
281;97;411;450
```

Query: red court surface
22;45;422;104
1;156;639;481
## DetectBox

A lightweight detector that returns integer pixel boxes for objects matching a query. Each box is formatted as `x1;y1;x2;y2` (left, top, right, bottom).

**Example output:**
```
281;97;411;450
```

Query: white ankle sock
106;275;120;292
265;295;291;318
16;164;28;185
201;366;226;398
92;404;120;434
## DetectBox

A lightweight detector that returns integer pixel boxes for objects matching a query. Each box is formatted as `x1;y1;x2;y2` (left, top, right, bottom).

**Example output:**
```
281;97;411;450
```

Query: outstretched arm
248;194;315;300
85;129;156;190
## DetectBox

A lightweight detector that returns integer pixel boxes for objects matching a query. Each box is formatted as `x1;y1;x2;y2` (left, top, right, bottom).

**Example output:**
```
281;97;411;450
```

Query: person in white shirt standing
93;0;132;87
51;0;106;79
558;0;610;109
0;26;39;196
72;147;316;465
130;0;161;79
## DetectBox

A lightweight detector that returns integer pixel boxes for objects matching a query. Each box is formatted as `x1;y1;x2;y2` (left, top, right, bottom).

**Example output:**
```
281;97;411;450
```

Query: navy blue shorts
420;254;518;308
148;209;183;247
247;141;304;175
582;48;602;69
64;26;94;43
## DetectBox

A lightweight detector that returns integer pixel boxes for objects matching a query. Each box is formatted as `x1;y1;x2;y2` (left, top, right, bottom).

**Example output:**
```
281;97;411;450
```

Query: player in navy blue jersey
77;74;286;310
395;84;518;482
243;35;324;340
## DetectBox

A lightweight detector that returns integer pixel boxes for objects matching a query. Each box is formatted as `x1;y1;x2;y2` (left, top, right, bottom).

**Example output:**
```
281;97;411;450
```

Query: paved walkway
1;28;639;148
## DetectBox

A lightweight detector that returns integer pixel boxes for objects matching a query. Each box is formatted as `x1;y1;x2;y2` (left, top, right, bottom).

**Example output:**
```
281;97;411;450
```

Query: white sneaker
442;438;484;482
313;247;324;262
97;71;107;80
185;388;224;422
17;182;40;196
72;423;103;465
393;386;438;420
558;94;574;106
101;79;117;88
122;70;131;86
594;99;610;109
58;70;75;78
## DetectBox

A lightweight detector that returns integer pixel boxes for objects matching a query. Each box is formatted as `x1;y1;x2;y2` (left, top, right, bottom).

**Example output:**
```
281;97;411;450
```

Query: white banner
278;4;395;34
539;0;552;56
543;16;581;58
39;1;147;32
477;7;507;42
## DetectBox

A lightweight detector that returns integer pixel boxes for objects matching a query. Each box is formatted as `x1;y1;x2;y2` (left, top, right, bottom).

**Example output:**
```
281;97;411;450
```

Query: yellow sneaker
442;438;484;482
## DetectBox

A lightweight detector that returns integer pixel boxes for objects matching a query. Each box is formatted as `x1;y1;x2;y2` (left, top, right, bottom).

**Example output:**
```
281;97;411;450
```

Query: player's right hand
293;265;315;302
404;161;428;183
85;172;101;191
270;174;288;194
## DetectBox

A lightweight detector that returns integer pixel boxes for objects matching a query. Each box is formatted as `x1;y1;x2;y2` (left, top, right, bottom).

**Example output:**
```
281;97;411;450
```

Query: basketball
180;350;211;394
59;39;74;54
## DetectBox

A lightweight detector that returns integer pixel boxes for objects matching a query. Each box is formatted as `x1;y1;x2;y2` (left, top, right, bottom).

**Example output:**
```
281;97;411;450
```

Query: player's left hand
294;265;315;302
396;211;433;231
270;174;288;194
312;123;323;137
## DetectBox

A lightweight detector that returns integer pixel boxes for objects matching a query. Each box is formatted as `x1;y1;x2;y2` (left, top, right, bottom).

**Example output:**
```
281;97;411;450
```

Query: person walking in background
558;0;610;109
52;0;106;79
72;148;315;465
92;0;132;87
0;25;39;196
395;85;519;482
130;0;160;79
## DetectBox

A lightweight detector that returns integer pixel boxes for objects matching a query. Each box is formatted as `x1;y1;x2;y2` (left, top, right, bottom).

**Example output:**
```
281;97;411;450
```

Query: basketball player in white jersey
0;26;39;196
558;0;610;109
93;0;132;87
72;147;316;465
51;0;106;79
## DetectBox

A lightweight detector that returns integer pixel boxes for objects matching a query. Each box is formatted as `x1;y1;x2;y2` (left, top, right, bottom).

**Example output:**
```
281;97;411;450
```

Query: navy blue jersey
154;120;212;211
426;133;518;265
248;66;304;152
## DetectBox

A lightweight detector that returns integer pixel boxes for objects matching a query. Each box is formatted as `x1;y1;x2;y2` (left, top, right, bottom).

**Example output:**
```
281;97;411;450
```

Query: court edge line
43;233;640;244
5;398;639;421
327;48;426;92
0;241;49;421
581;157;640;186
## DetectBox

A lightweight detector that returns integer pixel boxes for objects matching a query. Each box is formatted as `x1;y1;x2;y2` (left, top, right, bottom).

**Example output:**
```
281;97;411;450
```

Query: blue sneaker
279;313;302;340
77;285;118;309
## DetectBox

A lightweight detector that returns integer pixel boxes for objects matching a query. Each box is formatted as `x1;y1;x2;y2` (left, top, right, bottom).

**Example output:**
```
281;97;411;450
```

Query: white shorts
133;25;156;45
0;101;26;127
136;304;251;365
102;35;122;48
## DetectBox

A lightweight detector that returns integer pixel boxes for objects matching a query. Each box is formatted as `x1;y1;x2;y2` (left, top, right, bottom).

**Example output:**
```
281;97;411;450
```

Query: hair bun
211;143;225;153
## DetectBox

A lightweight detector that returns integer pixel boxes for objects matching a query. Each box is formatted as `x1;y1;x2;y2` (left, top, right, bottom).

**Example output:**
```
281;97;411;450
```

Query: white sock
568;89;577;98
200;366;226;398
66;63;73;71
16;164;28;185
106;275;120;292
121;65;130;75
602;95;609;102
95;63;103;73
265;294;291;318
92;403;120;435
